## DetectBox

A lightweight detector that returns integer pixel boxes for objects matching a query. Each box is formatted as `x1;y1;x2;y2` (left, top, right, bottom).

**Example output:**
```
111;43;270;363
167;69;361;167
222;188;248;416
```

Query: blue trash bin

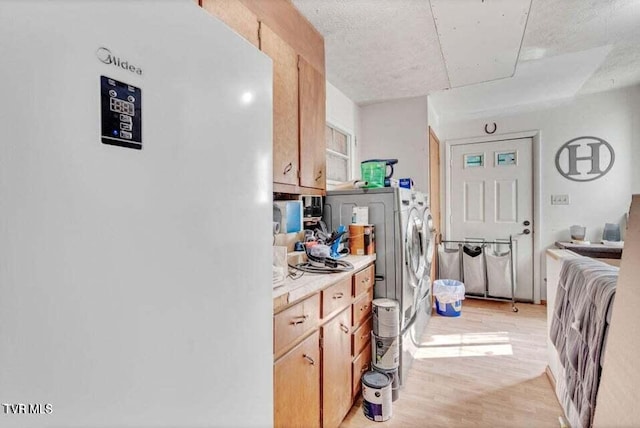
433;279;465;317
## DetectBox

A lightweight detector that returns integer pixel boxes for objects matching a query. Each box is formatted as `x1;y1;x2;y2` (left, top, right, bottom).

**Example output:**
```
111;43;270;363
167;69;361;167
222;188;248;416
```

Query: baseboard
545;365;556;390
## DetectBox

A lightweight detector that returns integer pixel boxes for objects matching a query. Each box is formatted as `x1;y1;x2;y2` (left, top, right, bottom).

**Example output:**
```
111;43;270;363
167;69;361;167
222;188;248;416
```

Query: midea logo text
96;47;143;75
2;403;53;415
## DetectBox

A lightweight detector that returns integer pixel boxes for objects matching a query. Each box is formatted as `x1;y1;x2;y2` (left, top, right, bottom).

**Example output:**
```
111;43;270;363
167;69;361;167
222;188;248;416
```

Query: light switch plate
551;194;570;205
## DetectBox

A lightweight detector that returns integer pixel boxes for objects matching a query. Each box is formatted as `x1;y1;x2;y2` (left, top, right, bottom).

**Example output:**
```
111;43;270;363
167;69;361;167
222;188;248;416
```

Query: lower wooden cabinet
352;342;372;398
274;263;374;427
350;267;374;402
274;330;321;428
322;307;353;428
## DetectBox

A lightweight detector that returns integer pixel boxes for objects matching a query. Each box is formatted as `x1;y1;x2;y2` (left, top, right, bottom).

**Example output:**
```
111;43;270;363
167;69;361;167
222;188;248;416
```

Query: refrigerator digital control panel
100;76;142;150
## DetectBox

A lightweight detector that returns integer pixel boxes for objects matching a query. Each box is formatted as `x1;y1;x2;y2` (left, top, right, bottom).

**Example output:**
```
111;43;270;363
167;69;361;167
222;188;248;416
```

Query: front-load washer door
403;207;426;325
423;209;436;267
406;208;426;280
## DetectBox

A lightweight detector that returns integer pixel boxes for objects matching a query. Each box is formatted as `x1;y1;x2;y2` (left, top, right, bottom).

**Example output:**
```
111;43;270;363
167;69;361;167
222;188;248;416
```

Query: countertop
546;248;580;261
555;241;623;259
273;254;376;313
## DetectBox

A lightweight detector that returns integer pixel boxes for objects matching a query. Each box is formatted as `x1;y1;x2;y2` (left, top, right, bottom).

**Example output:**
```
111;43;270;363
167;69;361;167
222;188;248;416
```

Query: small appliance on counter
274;200;303;233
570;225;589;244
301;195;323;219
360;159;398;188
602;222;621;243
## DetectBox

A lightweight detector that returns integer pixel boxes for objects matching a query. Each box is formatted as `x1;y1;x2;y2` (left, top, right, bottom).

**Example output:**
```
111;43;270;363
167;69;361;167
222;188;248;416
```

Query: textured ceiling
292;0;640;107
521;0;640;94
290;0;450;104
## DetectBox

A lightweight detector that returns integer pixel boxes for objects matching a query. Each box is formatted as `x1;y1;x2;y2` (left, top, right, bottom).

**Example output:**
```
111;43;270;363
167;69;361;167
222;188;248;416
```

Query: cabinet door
261;24;300;186
322;308;352;428
298;56;326;190
200;0;259;47
274;331;320;428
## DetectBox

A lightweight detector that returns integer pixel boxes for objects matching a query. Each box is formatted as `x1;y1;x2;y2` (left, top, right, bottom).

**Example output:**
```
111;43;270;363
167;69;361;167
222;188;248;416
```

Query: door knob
523;220;530;226
520;229;531;235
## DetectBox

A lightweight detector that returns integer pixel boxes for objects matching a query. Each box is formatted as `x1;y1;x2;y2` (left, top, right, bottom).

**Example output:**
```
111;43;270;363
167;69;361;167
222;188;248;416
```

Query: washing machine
323;187;425;386
409;191;436;347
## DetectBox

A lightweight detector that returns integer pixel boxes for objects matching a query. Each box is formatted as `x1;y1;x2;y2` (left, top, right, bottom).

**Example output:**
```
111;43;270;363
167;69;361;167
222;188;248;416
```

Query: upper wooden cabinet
260;24;300;186
298;57;326;190
200;0;259;47
199;0;326;194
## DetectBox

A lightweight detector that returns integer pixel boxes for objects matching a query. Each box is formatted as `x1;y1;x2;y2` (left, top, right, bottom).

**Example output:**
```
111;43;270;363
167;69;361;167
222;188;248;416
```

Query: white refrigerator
0;1;273;426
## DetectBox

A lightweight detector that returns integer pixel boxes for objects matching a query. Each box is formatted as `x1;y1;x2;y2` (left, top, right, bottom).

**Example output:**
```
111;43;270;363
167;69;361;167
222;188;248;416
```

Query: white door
450;138;533;301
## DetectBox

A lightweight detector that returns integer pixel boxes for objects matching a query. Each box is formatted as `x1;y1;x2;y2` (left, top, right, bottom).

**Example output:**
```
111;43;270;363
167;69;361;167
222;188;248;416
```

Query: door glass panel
496;151;517;166
464;153;484;167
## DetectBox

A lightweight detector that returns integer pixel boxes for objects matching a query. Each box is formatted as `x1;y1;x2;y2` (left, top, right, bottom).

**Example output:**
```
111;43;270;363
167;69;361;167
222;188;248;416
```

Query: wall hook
484;122;497;134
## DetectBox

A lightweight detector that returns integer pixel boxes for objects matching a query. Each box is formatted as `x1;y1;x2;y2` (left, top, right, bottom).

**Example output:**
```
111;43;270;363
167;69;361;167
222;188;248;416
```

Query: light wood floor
341;299;563;427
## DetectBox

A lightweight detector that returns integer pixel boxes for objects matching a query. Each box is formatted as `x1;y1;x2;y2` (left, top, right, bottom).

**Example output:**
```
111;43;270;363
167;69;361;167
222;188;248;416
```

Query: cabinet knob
340;324;349;334
332;292;344;299
315;170;323;181
361;304;368;311
283;162;293;175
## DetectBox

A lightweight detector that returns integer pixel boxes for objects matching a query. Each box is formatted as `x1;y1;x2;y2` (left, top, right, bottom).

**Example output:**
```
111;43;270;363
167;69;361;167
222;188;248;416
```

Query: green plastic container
361;161;386;188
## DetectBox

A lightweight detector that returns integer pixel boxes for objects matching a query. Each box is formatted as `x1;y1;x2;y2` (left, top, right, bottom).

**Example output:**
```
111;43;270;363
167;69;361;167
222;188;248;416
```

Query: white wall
360;96;429;191
326;81;361;181
428;97;442;139
437;86;639;298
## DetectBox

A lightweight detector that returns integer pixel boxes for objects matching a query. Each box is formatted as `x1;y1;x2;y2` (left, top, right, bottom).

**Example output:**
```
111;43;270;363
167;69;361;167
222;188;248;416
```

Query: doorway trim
444;129;542;304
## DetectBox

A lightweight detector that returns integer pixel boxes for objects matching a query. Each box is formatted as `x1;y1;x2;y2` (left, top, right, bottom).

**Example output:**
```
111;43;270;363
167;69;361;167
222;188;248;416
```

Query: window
325;124;352;183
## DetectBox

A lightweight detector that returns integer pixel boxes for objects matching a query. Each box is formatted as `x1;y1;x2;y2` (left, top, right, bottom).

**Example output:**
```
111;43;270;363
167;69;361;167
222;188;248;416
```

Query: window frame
325;122;354;185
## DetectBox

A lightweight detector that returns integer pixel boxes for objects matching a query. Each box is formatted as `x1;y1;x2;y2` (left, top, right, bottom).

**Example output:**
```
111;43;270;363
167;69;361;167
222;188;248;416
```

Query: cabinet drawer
352;343;372;399
352;287;373;328
274;294;320;356
352;315;372;357
353;265;374;297
322;277;352;319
